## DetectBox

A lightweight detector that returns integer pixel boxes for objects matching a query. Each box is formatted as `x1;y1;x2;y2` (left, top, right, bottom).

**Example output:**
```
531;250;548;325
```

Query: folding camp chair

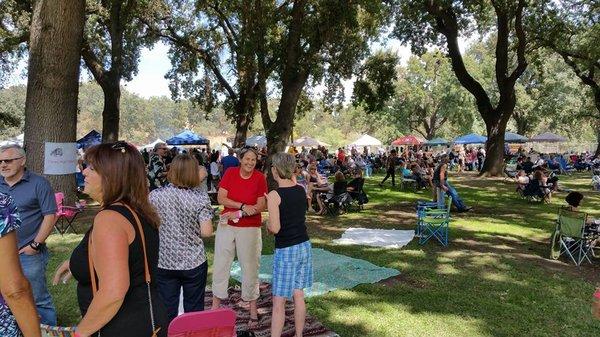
54;192;84;235
168;308;236;337
400;175;418;191
417;196;452;246
550;208;591;266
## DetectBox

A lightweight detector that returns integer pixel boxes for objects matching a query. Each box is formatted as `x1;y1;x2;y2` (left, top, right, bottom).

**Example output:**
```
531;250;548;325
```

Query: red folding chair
168;308;236;337
54;192;83;235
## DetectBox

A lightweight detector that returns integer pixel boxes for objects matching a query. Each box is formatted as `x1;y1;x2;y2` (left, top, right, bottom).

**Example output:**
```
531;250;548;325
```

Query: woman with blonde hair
265;153;312;337
53;141;167;337
149;154;213;324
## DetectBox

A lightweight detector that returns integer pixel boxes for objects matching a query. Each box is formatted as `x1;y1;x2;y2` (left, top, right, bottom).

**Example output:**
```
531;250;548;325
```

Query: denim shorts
272;241;313;298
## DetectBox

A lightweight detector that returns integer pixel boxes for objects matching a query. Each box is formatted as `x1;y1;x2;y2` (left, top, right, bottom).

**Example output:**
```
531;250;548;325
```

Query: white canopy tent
348;134;382;147
294;136;330;148
0;133;24;147
138;138;166;150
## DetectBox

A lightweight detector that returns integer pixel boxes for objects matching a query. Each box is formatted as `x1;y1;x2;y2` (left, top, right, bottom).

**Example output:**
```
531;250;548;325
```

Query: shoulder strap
88;204;152;295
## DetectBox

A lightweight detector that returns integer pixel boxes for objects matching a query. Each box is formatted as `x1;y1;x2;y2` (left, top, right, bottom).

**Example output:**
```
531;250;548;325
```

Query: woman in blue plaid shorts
266;153;313;337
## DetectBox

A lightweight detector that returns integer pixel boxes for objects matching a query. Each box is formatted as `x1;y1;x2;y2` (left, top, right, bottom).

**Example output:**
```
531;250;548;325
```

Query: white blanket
333;228;415;249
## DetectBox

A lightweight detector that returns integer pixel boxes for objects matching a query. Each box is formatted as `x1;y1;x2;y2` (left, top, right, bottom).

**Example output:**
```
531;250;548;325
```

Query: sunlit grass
46;171;600;336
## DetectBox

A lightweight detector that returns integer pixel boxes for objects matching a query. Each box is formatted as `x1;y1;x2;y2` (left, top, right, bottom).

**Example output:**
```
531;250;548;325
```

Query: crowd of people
1;140;599;337
0;142;313;337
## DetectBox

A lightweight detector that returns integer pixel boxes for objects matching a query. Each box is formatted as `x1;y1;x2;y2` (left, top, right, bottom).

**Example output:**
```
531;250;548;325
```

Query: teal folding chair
418;196;452;247
553;208;591;266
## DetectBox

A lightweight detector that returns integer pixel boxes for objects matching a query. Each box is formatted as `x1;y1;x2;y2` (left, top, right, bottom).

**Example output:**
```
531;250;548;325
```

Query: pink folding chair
168;308;237;337
54;192;83;235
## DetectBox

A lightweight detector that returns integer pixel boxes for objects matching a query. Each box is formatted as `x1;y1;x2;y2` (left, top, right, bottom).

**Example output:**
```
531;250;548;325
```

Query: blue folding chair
417;196;452;247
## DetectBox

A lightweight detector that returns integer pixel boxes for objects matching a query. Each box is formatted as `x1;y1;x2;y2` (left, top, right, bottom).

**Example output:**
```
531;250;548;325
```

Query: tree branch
81;40;107;85
507;0;528;84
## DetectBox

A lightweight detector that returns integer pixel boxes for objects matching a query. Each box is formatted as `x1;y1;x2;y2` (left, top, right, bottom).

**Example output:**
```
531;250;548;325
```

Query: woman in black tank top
266;153;312;337
53;142;166;337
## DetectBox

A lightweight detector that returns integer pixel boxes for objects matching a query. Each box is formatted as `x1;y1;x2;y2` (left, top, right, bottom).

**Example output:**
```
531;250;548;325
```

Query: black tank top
275;185;309;248
432;163;447;186
70;205;167;337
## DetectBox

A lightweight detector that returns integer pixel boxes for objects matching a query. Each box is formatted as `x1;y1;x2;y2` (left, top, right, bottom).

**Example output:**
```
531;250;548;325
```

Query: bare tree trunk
100;78;120;143
24;0;85;204
481;113;510;176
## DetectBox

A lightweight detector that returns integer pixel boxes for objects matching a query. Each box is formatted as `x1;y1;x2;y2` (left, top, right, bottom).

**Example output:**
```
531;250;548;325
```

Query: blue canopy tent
453;133;487;144
425;137;449;146
504;132;528;143
77;130;102;149
166;130;210;146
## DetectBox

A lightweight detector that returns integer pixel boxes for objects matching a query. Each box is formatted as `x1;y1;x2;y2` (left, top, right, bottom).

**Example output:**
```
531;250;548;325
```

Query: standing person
209;153;221;191
0;144;57;326
53;142;167;337
211;147;267;328
220;148;240;176
432;155;472;213
0;192;41;337
149;154;214;325
148;142;169;191
266;153;313;337
379;149;398;187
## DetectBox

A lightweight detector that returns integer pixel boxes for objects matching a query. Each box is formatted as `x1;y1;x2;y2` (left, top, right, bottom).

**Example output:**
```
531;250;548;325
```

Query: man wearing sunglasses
148;142;170;191
0;144;58;326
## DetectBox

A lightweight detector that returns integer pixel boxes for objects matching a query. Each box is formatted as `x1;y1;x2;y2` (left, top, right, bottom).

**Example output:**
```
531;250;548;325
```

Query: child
266;153;313;337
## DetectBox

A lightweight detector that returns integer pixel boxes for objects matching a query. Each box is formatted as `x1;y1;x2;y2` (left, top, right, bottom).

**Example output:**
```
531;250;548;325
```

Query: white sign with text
44;142;78;175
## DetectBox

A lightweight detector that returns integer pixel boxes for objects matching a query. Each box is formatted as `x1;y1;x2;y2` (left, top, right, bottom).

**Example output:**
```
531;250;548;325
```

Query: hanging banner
44;142;78;175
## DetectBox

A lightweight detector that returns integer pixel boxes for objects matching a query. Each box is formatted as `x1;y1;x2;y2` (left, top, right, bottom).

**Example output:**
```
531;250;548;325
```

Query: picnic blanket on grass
231;248;399;297
332;228;415;249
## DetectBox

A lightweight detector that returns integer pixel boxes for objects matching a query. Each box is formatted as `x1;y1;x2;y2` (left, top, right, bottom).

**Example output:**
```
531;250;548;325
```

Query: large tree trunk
481;112;510;176
100;78;120;143
233;114;252;148
24;0;85;204
594;126;600;158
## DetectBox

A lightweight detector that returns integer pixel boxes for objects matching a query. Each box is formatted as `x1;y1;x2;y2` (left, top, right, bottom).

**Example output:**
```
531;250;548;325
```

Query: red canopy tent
391;135;423;146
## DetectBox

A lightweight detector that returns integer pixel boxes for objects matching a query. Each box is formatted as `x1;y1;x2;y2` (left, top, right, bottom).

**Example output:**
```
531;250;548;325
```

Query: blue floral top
0;192;22;337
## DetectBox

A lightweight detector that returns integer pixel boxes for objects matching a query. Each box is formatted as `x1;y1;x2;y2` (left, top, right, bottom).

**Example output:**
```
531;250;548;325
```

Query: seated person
521;157;534;174
347;169;365;202
547;157;560;171
516;170;530;192
564;191;599;256
592;170;600;191
409;163;428;189
398;162;413;178
332;171;348;196
294;163;315;212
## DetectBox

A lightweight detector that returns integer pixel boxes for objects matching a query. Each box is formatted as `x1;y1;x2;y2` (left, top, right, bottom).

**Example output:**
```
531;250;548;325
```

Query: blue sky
7;39;456;99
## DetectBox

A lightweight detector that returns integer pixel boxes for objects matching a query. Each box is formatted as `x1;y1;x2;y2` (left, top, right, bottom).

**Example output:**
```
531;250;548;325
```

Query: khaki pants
212;224;262;301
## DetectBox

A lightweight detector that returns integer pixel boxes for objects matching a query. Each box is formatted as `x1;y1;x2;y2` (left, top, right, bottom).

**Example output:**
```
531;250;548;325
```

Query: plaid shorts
272;240;313;298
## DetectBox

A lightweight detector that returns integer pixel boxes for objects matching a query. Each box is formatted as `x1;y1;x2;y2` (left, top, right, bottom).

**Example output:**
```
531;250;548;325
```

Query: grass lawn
46;171;600;336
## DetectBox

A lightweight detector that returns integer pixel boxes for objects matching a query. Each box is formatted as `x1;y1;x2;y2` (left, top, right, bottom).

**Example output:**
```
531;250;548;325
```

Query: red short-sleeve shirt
219;167;267;227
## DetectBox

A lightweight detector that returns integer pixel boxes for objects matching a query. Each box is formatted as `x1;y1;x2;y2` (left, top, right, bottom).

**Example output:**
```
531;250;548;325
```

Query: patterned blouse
0;192;22;337
149;184;213;270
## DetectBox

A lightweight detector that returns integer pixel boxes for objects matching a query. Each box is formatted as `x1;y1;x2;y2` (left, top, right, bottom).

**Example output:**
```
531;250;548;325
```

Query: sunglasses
0;157;23;164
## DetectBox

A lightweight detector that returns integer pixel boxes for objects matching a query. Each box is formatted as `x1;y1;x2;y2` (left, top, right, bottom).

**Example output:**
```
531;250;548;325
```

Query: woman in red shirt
211;147;267;328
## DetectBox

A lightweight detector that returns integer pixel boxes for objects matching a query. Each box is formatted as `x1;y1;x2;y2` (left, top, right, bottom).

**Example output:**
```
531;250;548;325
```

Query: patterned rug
208;283;339;337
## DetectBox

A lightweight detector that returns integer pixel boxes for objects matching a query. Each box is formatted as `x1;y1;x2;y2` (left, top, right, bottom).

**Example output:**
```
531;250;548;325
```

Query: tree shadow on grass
309;235;600;337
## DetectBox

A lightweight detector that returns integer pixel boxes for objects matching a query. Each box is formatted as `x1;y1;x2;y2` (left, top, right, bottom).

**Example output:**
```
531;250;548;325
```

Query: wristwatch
29;241;42;251
239;203;245;211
